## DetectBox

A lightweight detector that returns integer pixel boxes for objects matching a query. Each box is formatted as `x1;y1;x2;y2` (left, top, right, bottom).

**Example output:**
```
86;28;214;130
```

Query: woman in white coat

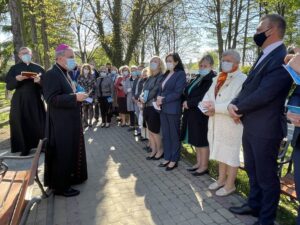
200;49;247;197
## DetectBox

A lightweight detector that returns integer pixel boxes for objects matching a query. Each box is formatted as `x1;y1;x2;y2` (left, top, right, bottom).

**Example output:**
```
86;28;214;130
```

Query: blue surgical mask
111;71;117;75
132;71;138;76
150;62;158;70
136;71;141;76
198;69;210;76
21;54;32;64
221;61;233;73
66;58;76;71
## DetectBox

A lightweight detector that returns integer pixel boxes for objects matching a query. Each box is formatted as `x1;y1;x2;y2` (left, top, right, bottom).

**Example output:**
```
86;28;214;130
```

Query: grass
0;82;10;127
0;82;10;109
181;144;298;225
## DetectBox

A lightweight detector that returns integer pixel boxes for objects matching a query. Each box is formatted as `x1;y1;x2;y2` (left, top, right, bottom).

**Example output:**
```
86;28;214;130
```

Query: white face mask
83;69;89;76
150;62;158;70
100;72;106;77
221;61;234;73
123;71;129;76
166;62;174;71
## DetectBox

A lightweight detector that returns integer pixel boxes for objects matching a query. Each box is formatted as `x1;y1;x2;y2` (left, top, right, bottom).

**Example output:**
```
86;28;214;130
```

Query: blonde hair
99;66;107;71
141;67;149;77
80;63;92;76
149;56;165;76
119;65;130;73
131;65;138;70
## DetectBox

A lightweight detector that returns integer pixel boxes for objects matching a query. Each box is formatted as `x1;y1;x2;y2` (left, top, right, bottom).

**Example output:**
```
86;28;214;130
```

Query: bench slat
0;182;23;225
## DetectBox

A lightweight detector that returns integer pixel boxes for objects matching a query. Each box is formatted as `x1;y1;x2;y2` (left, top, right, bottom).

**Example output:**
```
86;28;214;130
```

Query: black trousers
98;97;112;123
129;111;136;127
94;102;100;121
242;131;281;225
293;148;300;225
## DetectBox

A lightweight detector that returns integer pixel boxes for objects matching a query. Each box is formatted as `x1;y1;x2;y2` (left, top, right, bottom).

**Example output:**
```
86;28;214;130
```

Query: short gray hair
55;50;66;59
222;49;241;63
261;14;286;39
19;47;32;53
199;54;214;66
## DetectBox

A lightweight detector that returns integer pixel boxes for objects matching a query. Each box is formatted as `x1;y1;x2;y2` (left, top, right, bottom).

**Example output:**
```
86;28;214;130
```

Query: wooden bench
279;159;297;200
0;139;48;225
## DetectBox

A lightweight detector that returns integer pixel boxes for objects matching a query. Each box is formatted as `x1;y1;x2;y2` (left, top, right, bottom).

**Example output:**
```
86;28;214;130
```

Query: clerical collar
56;63;67;74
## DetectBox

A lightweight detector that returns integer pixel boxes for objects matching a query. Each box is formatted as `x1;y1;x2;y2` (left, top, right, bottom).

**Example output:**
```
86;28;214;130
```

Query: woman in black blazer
181;55;216;176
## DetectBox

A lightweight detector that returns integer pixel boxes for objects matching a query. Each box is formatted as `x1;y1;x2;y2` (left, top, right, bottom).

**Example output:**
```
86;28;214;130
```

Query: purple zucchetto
55;44;70;53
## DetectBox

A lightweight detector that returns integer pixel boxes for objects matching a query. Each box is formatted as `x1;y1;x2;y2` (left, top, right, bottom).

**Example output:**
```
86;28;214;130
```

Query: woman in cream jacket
200;49;247;196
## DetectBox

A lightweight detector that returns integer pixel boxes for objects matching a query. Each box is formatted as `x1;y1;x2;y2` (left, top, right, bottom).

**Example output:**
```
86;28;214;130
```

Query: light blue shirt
255;40;283;69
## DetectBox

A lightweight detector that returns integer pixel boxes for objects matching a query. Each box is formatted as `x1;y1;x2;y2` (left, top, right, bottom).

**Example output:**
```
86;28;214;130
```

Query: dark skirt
117;97;127;114
181;108;209;147
143;106;160;134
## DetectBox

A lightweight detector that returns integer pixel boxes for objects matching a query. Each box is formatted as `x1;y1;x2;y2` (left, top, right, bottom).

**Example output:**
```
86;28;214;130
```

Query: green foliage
241;65;252;75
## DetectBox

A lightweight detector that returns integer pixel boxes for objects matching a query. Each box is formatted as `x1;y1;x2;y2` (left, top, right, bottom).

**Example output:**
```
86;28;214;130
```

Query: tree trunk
242;0;250;66
226;0;234;50
8;0;25;63
215;0;223;68
39;0;50;69
232;0;243;49
28;0;41;64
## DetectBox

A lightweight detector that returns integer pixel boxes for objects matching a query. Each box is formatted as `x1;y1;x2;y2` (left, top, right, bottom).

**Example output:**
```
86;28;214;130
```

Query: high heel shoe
158;161;170;167
153;154;164;160
166;163;178;171
187;167;198;172
146;153;157;160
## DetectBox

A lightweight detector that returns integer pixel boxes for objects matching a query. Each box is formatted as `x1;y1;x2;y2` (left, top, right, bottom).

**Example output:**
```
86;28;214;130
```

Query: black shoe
229;204;259;217
192;169;209;176
187;167;198;172
54;188;80;197
166;163;178;171
128;127;135;132
158;161;170;167
146;155;156;160
140;137;148;141
153;154;164;160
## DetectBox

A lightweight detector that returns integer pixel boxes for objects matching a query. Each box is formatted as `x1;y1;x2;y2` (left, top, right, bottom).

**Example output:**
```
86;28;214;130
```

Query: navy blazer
159;70;187;115
231;44;293;139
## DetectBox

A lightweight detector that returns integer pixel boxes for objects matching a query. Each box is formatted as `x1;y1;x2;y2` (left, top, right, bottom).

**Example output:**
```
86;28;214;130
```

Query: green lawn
0;82;10;109
181;144;298;225
0;82;10;127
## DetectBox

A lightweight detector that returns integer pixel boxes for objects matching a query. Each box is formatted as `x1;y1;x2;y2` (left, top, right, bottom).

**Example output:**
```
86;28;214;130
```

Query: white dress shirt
255;40;283;69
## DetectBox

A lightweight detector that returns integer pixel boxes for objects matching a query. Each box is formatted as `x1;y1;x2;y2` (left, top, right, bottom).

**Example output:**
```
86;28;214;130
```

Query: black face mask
253;28;271;47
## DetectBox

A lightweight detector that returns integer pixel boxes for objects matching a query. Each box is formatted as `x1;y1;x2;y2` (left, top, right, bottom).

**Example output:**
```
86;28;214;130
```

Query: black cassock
42;64;88;191
5;62;46;155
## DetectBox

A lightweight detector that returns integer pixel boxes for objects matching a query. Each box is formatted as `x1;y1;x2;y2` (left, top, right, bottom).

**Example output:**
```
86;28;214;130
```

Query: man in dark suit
228;14;293;225
286;53;300;225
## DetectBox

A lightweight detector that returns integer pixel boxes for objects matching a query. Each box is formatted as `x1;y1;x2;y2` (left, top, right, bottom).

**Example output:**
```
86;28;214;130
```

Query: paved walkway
1;120;258;225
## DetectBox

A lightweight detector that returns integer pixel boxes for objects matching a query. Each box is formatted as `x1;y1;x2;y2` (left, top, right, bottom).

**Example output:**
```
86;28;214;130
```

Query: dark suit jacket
231;44;293;139
159;70;187;115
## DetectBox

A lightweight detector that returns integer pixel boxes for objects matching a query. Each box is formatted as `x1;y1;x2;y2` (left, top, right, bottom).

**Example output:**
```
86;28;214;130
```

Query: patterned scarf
214;72;228;98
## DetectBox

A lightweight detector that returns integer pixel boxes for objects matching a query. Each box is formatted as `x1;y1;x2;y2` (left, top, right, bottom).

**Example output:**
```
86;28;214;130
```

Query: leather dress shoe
229;204;259;217
192;169;208;176
54;187;80;197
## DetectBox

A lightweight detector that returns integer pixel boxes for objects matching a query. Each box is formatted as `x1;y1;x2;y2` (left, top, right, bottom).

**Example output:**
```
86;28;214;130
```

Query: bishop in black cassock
42;44;88;197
